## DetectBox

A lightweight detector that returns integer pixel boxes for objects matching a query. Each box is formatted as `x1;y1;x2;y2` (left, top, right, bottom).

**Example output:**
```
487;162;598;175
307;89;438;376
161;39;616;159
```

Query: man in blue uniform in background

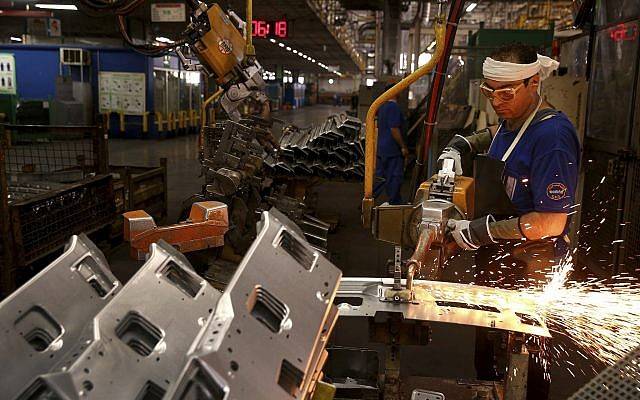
374;85;409;205
438;44;581;399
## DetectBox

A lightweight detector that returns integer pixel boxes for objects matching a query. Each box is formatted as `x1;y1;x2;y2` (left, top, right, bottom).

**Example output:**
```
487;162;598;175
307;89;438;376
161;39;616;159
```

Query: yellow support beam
362;18;446;228
143;112;149;133
155;112;164;132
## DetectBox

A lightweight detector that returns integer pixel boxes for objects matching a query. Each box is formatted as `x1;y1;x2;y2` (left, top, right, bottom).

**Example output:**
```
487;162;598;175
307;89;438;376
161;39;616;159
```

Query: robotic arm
78;0;268;121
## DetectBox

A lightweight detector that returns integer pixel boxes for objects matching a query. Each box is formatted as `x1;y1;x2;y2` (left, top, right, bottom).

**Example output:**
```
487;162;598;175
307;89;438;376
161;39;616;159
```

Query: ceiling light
35;3;77;10
311;59;316;62
297;76;305;84
328;78;334;84
367;52;375;58
293;49;298;54
155;36;175;44
10;36;22;42
366;78;376;87
466;2;478;12
427;40;436;51
278;42;285;48
286;46;291;51
269;38;276;43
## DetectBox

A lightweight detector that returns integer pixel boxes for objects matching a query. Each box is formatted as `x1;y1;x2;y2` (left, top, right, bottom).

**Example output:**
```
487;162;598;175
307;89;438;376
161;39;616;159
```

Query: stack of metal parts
267;113;365;179
0;209;342;400
7;182;65;203
199;119;331;254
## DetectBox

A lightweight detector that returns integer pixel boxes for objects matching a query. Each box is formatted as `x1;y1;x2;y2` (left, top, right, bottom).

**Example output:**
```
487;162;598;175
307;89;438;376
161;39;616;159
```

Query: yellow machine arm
362;19;446;228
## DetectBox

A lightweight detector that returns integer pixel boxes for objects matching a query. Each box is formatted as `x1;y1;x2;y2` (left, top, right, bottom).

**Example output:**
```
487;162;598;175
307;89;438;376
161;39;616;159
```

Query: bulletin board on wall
0;53;17;95
98;71;146;115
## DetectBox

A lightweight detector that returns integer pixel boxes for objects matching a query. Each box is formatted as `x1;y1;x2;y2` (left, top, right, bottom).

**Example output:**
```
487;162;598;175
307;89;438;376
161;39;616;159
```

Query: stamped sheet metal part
17;240;222;400
168;209;342;400
336;278;550;337
124;201;229;260
0;234;121;400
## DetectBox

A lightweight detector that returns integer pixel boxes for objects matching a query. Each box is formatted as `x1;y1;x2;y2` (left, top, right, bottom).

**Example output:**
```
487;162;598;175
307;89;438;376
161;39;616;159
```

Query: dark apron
472;109;564;399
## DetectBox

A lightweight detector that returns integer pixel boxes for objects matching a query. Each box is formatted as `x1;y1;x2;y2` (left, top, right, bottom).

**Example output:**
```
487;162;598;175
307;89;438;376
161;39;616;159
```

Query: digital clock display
252;20;288;39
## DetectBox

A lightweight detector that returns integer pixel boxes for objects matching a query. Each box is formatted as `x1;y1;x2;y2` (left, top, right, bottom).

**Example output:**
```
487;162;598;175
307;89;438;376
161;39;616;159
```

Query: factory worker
439;44;581;399
374;84;409;205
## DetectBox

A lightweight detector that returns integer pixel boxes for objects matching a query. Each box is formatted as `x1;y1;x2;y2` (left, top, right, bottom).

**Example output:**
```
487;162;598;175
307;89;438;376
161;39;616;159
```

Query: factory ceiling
0;0;577;76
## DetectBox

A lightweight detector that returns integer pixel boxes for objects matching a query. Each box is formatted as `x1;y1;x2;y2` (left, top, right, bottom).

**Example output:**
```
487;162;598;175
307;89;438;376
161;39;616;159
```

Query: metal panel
335;278;550;337
569;345;640;399
0;234;120;400
23;240;221;399
168;209;342;400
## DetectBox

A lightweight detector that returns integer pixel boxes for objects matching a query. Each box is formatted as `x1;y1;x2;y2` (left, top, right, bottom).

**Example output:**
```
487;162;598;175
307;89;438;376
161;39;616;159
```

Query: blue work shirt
376;100;405;158
487;111;580;217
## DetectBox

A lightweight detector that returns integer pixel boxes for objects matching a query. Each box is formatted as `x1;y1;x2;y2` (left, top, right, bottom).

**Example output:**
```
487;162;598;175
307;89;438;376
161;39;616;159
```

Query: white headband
483;54;560;82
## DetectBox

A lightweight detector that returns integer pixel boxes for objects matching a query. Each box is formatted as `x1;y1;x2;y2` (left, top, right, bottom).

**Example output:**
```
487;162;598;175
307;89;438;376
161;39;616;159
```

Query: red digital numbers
252;20;270;38
275;20;287;38
609;23;638;42
251;19;288;39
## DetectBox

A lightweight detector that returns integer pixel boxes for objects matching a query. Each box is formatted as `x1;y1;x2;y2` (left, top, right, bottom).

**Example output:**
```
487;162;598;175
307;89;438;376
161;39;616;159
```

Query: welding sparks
519;257;640;367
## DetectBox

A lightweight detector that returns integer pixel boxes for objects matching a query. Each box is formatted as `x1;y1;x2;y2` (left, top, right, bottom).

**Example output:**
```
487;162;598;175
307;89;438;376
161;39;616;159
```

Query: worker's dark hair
490;43;538;64
490;43;539;85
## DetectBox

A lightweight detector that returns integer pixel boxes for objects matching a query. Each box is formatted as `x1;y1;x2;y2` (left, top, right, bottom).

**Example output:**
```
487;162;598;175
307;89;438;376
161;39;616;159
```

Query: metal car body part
167;209;342;400
15;240;220;400
0;234;121;400
124;201;229;260
335;277;550;337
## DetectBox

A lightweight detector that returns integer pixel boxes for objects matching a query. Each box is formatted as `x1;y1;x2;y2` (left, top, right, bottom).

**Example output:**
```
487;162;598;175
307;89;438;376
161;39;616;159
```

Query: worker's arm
448;211;568;250
391;127;409;156
489;212;567;240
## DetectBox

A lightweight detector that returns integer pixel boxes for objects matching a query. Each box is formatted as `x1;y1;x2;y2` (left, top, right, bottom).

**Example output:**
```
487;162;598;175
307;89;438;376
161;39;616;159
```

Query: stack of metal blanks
0;209;341;400
267;113;365;180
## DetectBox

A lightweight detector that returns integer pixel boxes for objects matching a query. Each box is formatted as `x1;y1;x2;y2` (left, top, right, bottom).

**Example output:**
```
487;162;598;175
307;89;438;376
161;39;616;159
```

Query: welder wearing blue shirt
437;44;581;400
374;87;408;205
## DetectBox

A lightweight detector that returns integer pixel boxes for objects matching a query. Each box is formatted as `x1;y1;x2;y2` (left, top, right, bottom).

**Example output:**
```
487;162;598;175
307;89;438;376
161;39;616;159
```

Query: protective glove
447;215;497;251
437;147;463;175
437;134;472;175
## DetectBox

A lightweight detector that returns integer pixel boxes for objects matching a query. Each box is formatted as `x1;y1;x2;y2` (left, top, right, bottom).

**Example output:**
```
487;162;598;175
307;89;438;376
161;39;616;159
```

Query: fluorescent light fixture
35;3;77;10
466;2;478;12
328;78;334;84
427;40;436;51
269;38;276;43
10;36;22;42
286;46;291;51
155;36;175;44
278;42;285;47
297;76;305;84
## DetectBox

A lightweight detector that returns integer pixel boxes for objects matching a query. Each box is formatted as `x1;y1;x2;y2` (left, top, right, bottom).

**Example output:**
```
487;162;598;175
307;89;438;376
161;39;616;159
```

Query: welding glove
447;215;497;251
437;134;472;176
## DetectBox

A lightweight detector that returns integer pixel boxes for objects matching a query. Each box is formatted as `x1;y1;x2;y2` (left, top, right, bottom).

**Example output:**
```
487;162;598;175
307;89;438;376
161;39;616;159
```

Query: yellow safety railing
361;18;446;228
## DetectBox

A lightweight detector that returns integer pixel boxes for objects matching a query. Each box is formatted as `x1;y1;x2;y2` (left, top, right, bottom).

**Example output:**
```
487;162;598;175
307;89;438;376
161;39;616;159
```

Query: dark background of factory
1;0;639;400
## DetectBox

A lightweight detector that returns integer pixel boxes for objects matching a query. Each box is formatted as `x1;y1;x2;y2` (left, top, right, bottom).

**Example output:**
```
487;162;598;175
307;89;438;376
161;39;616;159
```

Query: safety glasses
479;82;525;102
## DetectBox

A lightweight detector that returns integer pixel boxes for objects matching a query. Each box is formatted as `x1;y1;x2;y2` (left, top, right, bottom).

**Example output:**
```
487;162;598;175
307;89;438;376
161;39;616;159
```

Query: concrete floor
107;104;594;399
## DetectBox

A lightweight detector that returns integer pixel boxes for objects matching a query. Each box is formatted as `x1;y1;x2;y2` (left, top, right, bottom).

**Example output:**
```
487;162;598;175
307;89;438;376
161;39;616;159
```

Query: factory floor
107;104;593;399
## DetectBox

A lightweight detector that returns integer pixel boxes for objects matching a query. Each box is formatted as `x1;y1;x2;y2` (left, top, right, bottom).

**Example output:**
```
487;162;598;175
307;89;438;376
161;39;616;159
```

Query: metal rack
0;121;113;296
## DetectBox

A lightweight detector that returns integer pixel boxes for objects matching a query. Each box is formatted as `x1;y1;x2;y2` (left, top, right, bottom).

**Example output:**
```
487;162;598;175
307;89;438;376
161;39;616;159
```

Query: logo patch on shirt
546;183;567;200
